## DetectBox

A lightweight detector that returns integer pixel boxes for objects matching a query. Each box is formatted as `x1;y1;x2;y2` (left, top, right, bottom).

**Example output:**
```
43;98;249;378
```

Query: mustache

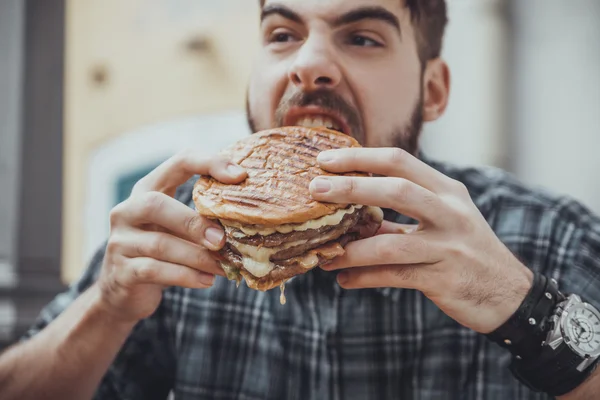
274;90;362;135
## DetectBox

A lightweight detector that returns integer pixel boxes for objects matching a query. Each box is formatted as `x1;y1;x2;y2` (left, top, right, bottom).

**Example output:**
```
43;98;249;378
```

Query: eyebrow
261;4;303;25
260;4;401;36
333;7;401;36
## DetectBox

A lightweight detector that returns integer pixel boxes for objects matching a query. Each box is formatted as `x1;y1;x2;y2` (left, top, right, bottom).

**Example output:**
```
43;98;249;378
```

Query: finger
377;220;419;235
123;257;216;289
336;263;431;290
115;230;226;277
310;176;446;224
317;147;453;194
113;193;225;250
132;151;247;196
322;233;439;271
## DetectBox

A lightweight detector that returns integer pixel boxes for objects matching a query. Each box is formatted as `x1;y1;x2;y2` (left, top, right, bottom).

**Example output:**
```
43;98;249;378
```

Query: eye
348;34;383;48
267;31;299;44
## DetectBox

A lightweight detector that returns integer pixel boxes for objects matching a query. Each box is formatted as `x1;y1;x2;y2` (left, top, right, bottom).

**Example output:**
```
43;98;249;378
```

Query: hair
258;0;448;64
405;0;448;63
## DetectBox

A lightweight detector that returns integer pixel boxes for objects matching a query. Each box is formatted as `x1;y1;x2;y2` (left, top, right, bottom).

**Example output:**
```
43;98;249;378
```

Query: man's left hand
309;147;534;334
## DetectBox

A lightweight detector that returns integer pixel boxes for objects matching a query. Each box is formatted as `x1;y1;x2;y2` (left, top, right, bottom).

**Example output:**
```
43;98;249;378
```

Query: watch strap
510;340;597;396
487;273;562;358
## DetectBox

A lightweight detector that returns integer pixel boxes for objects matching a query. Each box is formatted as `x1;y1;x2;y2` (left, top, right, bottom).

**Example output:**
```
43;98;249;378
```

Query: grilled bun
193;126;367;225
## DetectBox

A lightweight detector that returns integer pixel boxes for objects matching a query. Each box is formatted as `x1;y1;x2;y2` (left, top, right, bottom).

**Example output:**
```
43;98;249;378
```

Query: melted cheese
236;245;277;278
279;282;287;305
366;206;384;222
222;205;362;236
226;205;379;279
231;237;309;278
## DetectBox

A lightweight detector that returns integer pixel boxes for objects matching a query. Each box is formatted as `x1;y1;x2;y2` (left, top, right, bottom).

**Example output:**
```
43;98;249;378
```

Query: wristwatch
510;294;600;396
544;294;600;372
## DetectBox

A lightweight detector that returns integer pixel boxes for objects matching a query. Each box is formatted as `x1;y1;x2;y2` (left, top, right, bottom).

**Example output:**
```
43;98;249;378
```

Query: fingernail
311;178;332;194
318;151;334;163
199;273;215;286
227;163;245;176
337;272;348;286
205;227;224;247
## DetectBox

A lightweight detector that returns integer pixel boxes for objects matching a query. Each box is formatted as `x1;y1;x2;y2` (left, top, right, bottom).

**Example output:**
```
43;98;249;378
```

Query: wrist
89;283;140;329
484;266;534;334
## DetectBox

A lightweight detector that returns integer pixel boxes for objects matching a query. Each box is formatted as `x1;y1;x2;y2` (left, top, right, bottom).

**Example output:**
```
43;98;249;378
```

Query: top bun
193;126;365;226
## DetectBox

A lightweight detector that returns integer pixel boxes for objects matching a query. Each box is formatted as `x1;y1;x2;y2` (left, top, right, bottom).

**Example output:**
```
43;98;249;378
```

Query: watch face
564;303;600;356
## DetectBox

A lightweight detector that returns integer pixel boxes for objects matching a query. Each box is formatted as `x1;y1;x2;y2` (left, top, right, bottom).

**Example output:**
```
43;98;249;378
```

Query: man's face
246;0;433;153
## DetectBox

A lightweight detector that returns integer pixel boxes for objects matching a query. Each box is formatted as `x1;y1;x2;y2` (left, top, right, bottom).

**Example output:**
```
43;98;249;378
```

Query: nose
288;37;342;92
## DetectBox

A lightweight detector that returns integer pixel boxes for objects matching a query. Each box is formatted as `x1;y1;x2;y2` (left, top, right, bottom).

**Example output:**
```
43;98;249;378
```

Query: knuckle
148;234;168;258
391;179;411;205
195;250;207;268
131;179;148;195
140;191;165;219
347;149;359;165
109;203;127;227
211;155;228;167
422;191;438;208
374;237;396;261
173;149;192;165
185;214;206;237
133;261;158;282
451;180;469;197
133;239;146;258
453;207;476;232
106;236;124;256
340;177;357;196
390;147;407;165
447;242;469;261
166;150;191;173
412;236;430;259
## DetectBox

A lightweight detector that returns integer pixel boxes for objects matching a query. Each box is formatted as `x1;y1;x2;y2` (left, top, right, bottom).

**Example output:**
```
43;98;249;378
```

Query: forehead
262;0;406;19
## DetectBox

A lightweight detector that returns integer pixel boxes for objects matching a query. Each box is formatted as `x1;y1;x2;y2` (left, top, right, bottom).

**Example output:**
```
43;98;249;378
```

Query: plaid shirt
22;157;600;400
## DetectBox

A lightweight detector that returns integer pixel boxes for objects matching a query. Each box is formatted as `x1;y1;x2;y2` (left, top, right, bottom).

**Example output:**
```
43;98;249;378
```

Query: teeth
296;116;342;132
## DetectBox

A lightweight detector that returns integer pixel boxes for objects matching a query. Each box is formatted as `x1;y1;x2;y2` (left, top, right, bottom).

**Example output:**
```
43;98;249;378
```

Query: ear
421;58;450;122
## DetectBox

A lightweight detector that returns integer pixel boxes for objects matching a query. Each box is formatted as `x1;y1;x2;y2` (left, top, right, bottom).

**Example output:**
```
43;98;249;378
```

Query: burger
193;126;383;301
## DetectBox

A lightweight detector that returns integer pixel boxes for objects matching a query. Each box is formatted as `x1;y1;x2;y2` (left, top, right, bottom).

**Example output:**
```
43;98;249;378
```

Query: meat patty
224;208;362;248
218;206;382;272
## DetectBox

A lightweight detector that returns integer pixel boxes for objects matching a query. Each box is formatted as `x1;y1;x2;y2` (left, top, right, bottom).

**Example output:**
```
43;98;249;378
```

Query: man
1;0;600;398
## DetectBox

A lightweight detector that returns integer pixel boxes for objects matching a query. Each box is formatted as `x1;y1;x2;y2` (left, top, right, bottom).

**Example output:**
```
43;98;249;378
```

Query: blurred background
1;0;599;348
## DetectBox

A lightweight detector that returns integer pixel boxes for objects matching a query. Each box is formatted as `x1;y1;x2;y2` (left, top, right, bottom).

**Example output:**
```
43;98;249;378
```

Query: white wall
422;0;600;214
512;0;600;213
421;0;509;168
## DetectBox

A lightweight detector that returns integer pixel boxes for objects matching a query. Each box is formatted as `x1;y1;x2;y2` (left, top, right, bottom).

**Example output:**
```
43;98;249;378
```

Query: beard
246;88;424;155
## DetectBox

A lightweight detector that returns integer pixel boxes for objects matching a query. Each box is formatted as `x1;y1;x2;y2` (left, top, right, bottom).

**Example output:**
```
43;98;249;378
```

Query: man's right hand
97;150;247;323
0;151;246;400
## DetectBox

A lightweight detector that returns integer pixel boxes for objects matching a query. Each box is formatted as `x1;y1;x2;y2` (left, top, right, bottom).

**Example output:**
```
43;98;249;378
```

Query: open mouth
284;109;351;135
